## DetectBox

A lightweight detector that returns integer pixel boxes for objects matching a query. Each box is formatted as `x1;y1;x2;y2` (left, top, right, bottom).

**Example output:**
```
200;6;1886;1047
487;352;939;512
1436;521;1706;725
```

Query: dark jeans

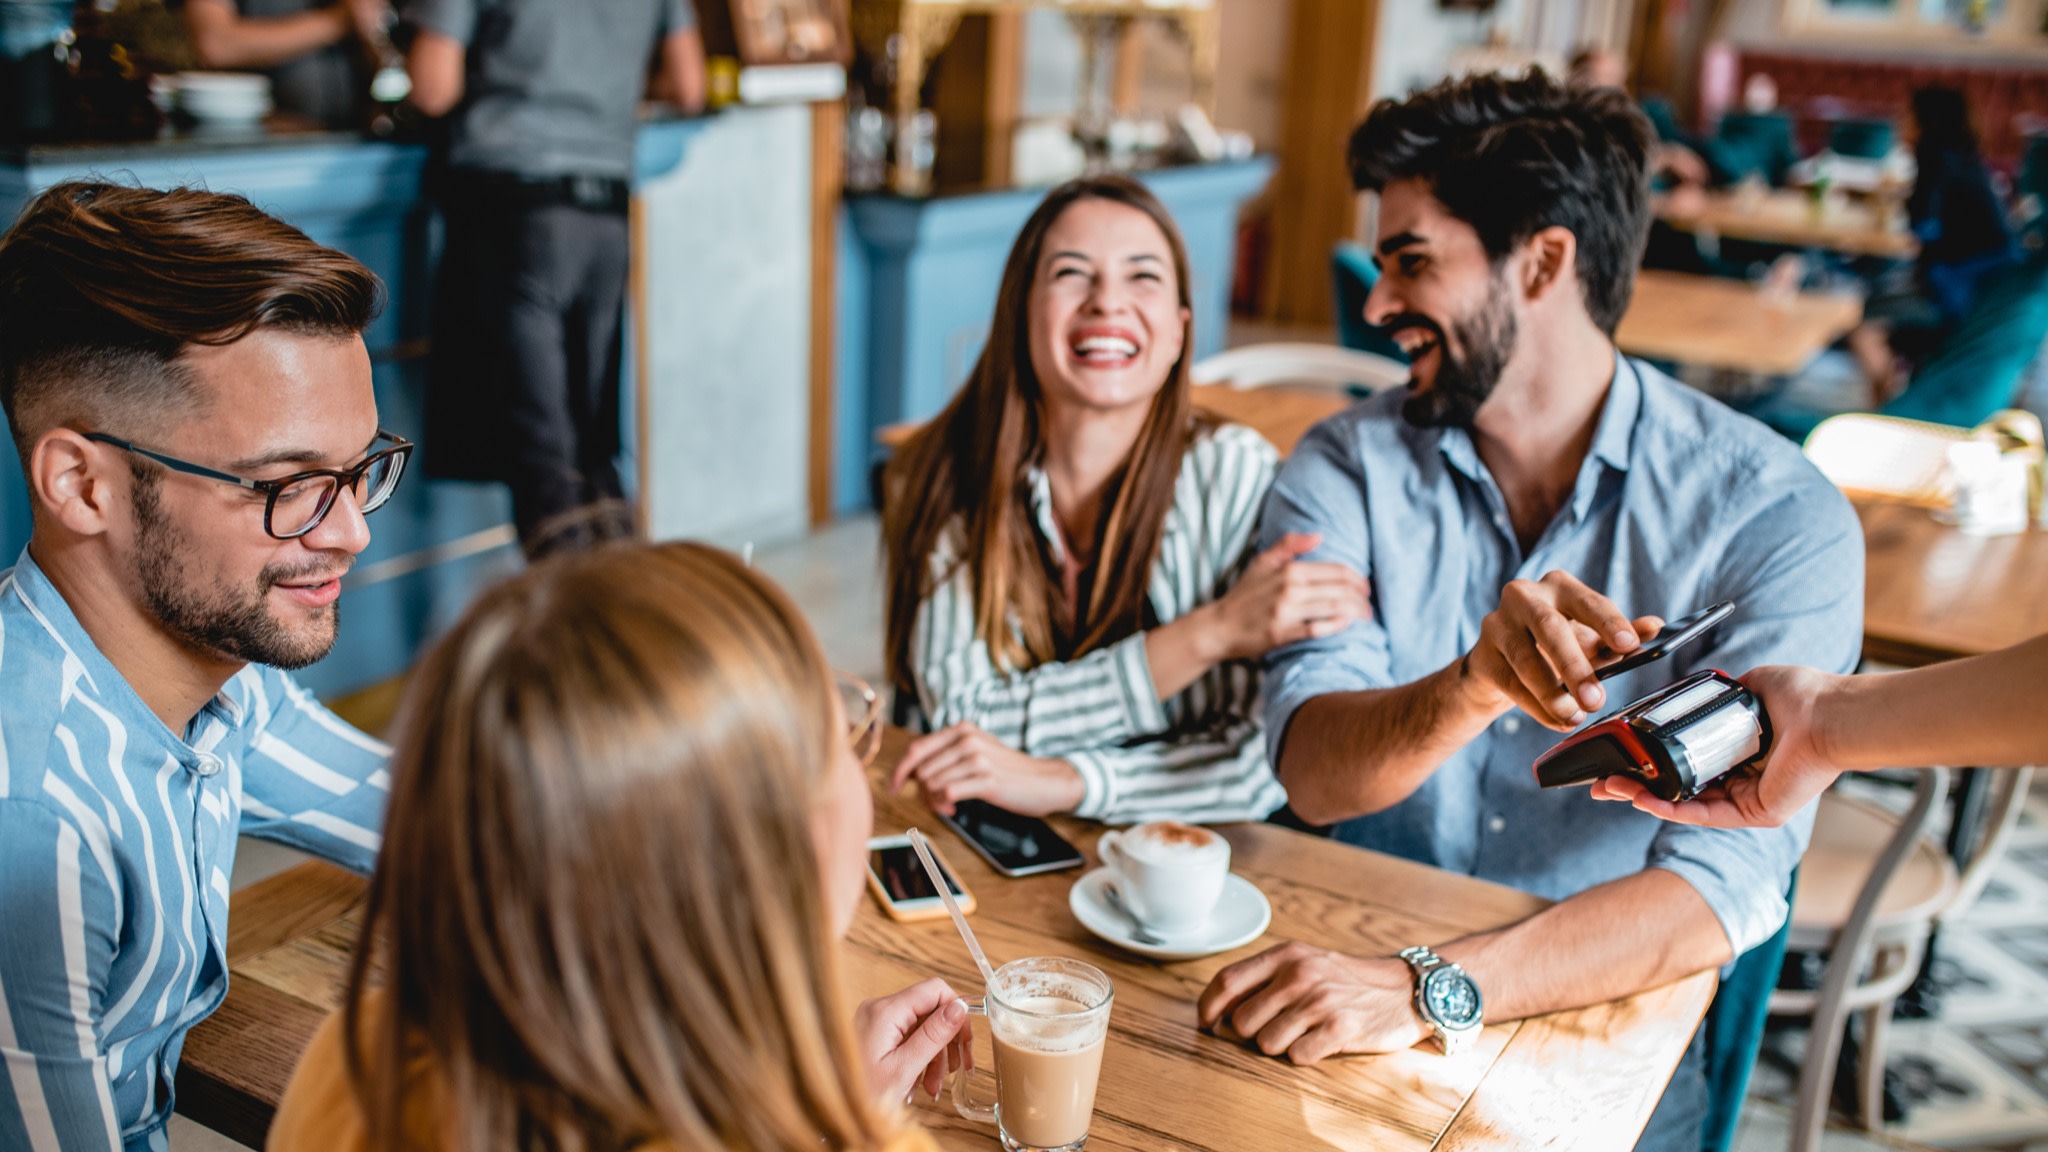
426;180;632;554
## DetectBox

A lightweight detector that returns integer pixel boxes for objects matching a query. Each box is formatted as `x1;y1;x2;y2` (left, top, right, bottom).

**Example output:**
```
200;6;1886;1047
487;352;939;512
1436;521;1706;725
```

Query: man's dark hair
0;181;384;470
1348;69;1654;334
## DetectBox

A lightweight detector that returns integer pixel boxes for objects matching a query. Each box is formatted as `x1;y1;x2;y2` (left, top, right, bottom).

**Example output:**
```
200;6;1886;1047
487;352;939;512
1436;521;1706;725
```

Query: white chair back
1191;342;1407;394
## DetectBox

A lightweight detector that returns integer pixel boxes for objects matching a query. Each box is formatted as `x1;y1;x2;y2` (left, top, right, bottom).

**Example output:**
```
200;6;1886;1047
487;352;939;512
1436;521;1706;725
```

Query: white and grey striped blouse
909;422;1288;825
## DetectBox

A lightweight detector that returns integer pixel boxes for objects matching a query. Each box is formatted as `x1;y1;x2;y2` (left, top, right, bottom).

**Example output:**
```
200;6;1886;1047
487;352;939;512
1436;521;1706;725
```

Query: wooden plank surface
180;727;1712;1150
1856;496;2048;667
1655;187;1916;261
1615;270;1864;377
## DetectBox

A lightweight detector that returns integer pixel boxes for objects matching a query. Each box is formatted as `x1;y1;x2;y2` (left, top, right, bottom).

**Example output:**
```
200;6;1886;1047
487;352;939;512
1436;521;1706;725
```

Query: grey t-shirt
404;0;694;179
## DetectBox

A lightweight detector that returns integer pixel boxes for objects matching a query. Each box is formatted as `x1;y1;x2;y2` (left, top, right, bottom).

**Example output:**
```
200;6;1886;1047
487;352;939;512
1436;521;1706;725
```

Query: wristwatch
1399;945;1484;1056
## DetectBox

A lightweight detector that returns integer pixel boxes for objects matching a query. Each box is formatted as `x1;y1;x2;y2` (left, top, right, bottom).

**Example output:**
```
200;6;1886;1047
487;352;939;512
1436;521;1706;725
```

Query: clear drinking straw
907;827;996;985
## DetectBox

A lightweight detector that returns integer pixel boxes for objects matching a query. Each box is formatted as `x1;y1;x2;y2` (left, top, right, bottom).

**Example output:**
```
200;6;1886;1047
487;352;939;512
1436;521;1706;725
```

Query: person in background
267;542;965;1152
1851;85;2021;398
881;175;1370;827
403;0;705;556
1567;44;1708;189
1594;633;2048;828
1194;71;1862;1151
0;182;399;1152
180;0;391;127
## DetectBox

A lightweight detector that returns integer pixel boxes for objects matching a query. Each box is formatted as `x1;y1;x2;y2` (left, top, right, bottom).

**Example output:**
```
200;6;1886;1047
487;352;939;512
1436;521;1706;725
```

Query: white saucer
1068;868;1271;961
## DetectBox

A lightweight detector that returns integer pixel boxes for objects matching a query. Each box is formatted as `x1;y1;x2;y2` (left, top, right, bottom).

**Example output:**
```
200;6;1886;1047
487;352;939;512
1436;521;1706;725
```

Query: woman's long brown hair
342;542;895;1152
882;175;1204;698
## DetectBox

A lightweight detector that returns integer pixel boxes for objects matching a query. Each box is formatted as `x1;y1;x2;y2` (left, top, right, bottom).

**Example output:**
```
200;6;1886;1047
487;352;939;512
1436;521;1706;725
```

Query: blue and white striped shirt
0;550;389;1152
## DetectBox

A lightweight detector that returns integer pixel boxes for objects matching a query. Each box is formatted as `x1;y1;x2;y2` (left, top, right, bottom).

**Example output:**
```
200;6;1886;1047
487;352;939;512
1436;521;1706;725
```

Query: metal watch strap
1399;945;1479;1056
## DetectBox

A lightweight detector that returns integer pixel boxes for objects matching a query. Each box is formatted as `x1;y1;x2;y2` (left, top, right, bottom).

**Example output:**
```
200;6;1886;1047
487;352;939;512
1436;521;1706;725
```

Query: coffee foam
995;996;1102;1053
1124;820;1226;863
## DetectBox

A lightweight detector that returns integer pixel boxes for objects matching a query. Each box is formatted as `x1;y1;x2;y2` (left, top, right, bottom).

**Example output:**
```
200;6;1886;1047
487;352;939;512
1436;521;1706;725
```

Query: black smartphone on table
939;799;1086;878
1594;601;1735;681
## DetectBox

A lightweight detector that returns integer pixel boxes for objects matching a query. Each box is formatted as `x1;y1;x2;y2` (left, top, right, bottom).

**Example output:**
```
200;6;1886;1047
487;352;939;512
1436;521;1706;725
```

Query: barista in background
404;0;705;556
181;0;391;127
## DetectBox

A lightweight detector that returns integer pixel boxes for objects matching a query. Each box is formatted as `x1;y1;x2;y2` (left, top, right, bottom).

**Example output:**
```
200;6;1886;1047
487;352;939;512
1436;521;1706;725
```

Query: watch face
1423;967;1483;1029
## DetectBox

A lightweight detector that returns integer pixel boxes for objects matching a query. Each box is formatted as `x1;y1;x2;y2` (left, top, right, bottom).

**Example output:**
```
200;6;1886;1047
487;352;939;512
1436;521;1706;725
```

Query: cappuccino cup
952;957;1113;1152
1096;821;1229;936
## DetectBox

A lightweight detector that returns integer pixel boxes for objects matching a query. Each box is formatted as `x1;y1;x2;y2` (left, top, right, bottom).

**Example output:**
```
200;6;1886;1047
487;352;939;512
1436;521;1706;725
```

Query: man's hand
1464;571;1663;731
890;722;1084;817
1199;532;1372;661
853;979;973;1105
1195;941;1428;1064
1592;664;1844;827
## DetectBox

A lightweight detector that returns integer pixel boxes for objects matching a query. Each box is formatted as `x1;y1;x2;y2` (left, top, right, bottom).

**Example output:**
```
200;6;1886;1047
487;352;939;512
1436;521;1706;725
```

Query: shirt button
1501;715;1522;735
193;753;222;778
1487;815;1507;834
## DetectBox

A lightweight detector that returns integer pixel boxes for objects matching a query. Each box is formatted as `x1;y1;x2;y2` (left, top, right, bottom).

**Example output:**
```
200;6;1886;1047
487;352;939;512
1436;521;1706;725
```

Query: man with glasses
0;182;401;1152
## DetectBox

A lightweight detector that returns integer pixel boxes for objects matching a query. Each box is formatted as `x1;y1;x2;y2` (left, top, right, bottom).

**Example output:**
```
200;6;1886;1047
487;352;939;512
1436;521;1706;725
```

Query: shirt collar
1433;347;1642;502
8;547;249;739
1024;466;1069;565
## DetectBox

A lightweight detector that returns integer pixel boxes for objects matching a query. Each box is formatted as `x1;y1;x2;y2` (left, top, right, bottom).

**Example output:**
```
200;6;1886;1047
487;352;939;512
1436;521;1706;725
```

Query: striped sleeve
911;549;1169;759
1066;718;1288;824
0;800;124;1152
235;670;389;876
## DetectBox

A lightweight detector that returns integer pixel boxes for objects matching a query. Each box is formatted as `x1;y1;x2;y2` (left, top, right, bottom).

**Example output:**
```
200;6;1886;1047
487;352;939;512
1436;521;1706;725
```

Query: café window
1786;0;2045;42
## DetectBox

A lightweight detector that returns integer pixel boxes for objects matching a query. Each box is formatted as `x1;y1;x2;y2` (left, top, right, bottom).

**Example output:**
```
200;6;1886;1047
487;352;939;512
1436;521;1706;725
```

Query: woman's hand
1591;664;1845;827
853;979;973;1105
1201;533;1372;662
890;723;1084;817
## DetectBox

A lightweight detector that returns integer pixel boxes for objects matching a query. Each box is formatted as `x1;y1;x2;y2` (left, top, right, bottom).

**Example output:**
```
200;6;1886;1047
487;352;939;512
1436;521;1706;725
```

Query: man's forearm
1436;870;1732;1023
186;0;349;69
1276;658;1505;825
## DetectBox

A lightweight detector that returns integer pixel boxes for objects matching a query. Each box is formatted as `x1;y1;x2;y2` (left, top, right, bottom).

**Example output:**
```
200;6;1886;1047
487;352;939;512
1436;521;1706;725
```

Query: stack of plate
173;72;273;126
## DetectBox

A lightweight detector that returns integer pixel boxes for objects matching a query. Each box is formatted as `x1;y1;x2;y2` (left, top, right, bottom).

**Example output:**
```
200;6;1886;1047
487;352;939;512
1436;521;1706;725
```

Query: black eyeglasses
85;429;413;541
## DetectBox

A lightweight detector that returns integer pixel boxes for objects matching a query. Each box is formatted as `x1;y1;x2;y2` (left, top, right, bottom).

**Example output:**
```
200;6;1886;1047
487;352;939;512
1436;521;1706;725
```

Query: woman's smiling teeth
1071;331;1141;367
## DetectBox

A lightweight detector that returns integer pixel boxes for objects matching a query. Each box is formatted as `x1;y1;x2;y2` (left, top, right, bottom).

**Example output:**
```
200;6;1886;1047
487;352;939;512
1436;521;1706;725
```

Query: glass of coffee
952;956;1114;1152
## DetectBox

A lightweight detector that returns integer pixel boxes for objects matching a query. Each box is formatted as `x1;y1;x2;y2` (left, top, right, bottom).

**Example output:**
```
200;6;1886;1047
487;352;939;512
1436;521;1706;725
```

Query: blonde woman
268;543;965;1151
883;175;1371;826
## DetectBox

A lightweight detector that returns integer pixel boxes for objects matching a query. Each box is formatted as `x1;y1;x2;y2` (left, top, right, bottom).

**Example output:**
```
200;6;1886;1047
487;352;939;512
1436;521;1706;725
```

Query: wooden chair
1772;764;2036;1150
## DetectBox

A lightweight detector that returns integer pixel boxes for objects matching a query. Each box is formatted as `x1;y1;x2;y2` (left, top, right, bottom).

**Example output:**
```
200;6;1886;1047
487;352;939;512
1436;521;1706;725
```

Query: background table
1614;270;1865;377
1655;187;1917;261
180;729;1715;1151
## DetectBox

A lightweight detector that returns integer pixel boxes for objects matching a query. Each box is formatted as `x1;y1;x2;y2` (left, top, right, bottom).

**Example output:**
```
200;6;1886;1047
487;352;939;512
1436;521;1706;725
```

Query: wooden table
1614;270;1865;377
1655;187;1917;261
1856;496;2048;669
178;729;1715;1150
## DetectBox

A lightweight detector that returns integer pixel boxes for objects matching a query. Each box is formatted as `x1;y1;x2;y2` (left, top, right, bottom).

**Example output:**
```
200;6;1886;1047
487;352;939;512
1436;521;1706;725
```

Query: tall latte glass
952;957;1114;1152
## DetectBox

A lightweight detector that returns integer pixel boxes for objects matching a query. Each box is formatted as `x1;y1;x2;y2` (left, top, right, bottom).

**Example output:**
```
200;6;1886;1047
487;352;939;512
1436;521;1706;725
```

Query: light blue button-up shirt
1261;354;1864;957
0;550;389;1152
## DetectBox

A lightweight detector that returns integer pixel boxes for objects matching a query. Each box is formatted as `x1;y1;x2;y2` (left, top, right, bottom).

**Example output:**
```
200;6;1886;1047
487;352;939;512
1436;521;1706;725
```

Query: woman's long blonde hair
881;175;1209;698
343;542;894;1152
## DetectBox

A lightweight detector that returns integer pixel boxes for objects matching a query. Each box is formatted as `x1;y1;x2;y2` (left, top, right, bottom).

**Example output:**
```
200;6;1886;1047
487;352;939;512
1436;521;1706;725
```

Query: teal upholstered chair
1332;242;1410;364
1828;118;1896;161
1756;252;2048;441
1711;111;1802;186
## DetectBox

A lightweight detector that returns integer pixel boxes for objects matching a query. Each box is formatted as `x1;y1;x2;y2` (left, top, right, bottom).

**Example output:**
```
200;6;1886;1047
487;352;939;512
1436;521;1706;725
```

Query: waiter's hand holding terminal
1592;633;2048;828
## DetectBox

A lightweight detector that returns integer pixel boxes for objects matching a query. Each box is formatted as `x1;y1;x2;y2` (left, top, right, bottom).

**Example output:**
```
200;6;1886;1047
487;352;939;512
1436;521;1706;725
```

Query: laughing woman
882;176;1370;826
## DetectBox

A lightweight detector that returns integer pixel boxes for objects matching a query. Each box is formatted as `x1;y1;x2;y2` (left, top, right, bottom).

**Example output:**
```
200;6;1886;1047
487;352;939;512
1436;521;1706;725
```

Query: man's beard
131;472;344;671
1398;277;1519;430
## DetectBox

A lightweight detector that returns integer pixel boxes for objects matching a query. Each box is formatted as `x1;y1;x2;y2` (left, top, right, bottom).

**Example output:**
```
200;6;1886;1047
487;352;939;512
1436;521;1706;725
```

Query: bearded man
1193;72;1863;1151
0;182;399;1152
